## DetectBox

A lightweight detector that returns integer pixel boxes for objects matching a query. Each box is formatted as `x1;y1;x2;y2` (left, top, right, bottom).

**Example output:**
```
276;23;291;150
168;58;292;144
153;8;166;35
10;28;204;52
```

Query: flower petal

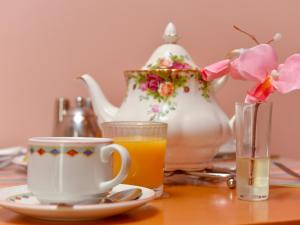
230;44;278;82
273;54;300;93
244;76;275;103
201;59;230;81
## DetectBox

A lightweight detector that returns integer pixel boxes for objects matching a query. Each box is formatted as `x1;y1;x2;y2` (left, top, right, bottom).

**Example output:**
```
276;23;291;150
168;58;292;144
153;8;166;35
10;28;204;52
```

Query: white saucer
0;184;155;221
12;155;27;169
0;146;25;157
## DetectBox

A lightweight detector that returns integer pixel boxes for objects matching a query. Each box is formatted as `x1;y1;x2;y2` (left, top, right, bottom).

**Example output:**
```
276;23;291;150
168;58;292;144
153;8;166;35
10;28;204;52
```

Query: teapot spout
79;74;119;123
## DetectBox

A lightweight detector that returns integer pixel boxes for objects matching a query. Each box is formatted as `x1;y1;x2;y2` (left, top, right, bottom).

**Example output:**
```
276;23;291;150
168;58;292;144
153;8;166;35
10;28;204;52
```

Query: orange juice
113;137;166;189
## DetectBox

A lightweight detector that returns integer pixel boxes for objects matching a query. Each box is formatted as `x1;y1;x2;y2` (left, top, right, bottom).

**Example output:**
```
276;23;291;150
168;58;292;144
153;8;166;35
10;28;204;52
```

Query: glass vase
235;102;272;201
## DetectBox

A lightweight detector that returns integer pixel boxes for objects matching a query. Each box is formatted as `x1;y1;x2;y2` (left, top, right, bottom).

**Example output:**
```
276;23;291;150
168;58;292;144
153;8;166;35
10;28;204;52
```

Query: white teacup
27;137;131;205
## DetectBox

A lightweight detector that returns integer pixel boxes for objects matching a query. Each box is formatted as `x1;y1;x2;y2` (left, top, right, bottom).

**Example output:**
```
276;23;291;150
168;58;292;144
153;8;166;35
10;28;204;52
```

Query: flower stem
248;102;260;185
233;25;260;45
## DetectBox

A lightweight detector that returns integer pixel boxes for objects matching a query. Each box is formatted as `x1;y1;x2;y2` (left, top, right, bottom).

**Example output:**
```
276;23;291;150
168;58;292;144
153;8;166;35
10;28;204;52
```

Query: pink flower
229;44;278;82
201;59;230;81
170;61;192;69
158;58;172;68
272;54;300;93
202;44;300;103
158;82;175;97
245;76;276;103
202;44;277;82
139;83;147;91
146;74;164;91
152;104;160;113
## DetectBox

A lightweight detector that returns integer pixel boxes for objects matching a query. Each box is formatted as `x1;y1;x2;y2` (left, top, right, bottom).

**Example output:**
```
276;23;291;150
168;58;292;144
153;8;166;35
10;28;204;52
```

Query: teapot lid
143;22;198;70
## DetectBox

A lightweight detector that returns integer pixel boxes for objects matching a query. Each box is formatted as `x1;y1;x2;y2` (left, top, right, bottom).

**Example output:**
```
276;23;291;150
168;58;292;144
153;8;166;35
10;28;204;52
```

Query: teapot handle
229;115;235;135
211;75;228;92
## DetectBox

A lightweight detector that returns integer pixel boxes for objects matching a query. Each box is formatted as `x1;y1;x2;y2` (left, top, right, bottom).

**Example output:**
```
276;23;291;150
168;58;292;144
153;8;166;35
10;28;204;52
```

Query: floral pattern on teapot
127;62;211;121
146;53;193;70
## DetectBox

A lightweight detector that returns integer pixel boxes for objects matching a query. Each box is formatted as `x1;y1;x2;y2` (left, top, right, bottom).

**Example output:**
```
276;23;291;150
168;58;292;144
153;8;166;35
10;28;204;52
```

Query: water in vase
236;157;270;201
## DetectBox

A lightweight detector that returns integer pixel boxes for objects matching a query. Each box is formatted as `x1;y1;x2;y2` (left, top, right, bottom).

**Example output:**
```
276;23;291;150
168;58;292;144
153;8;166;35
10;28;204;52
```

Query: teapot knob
163;22;179;44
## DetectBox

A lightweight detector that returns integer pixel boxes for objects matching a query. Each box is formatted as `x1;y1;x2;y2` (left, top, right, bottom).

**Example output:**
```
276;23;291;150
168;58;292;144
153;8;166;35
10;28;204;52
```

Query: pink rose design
152;104;160;113
170;62;192;69
146;74;164;91
158;58;172;68
139;82;147;91
158;82;175;97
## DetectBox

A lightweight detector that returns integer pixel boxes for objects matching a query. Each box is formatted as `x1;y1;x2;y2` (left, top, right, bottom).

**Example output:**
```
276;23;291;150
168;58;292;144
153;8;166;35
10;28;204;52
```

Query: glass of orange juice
102;121;167;197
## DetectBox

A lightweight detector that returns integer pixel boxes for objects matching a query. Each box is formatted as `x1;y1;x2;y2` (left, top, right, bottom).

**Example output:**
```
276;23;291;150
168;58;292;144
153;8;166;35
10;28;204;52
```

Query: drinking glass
235;102;272;201
102;121;167;197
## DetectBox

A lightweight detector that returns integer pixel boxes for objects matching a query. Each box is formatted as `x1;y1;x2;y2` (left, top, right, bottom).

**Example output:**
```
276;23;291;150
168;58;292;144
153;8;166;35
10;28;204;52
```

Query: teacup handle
99;144;131;193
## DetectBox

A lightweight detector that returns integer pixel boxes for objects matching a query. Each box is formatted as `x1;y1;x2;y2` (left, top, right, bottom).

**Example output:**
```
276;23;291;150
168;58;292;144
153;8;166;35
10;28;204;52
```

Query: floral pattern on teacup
8;193;35;203
29;146;95;157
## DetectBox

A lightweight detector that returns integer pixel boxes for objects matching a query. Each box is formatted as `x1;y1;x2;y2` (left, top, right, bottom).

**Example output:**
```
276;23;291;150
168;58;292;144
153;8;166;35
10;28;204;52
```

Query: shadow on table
0;205;159;224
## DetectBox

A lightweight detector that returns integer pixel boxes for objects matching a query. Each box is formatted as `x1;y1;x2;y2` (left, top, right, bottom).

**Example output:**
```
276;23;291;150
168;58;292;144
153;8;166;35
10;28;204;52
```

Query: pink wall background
1;0;300;157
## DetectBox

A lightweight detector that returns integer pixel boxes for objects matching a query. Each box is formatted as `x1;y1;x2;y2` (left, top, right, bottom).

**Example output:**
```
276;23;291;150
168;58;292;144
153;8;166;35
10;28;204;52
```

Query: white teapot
80;23;233;171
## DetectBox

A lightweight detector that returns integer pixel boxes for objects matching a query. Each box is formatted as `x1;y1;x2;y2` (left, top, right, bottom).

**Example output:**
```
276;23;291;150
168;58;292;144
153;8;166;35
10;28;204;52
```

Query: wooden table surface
0;184;300;225
1;160;300;225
